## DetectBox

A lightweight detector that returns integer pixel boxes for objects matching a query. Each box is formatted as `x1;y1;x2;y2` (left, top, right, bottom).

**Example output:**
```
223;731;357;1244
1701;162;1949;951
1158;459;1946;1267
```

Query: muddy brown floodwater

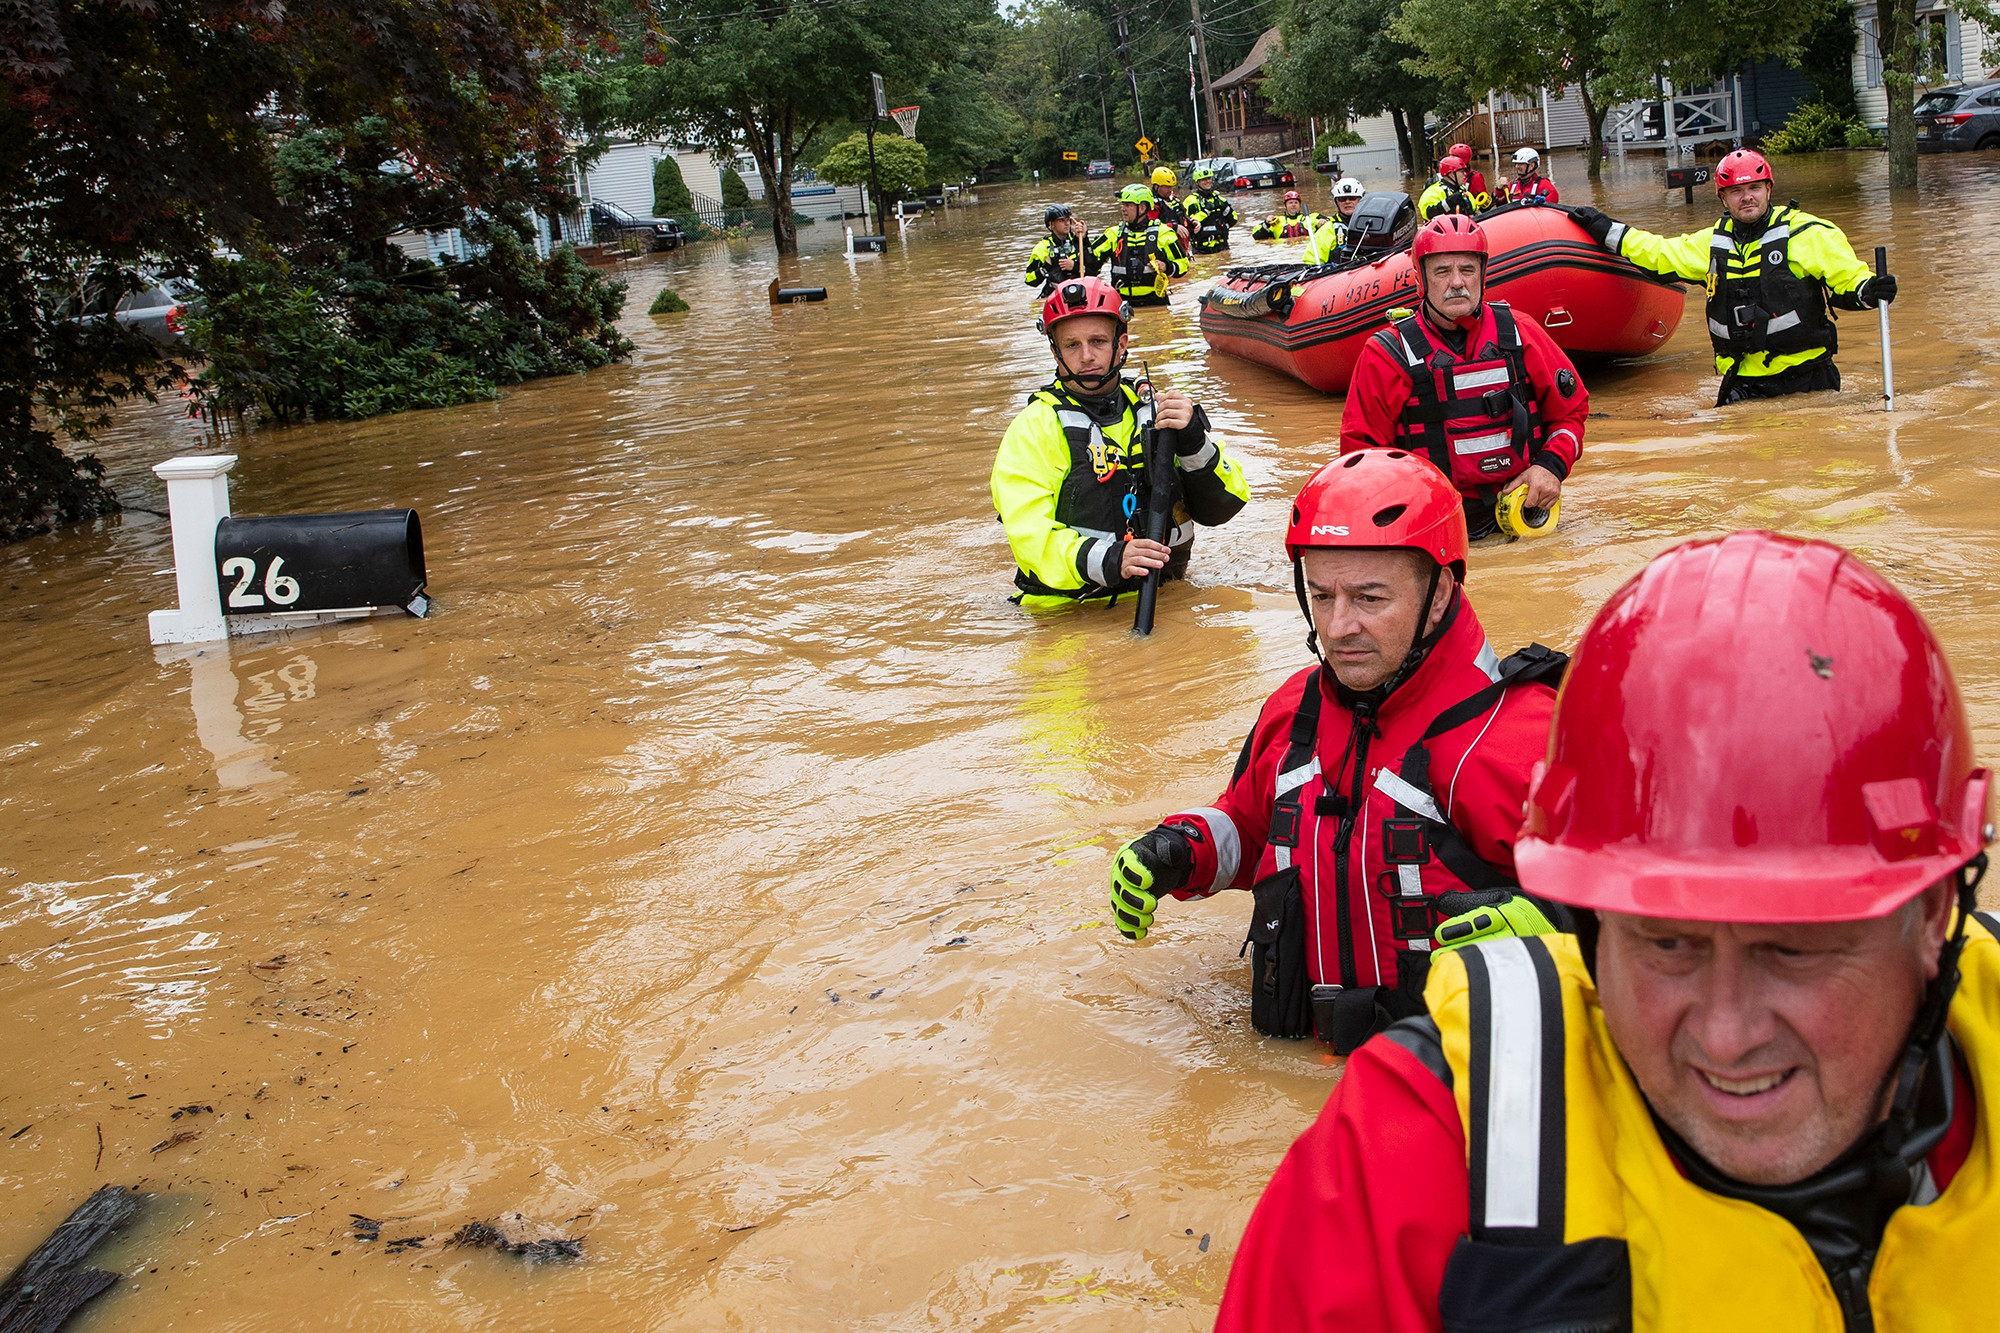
3;151;1999;1330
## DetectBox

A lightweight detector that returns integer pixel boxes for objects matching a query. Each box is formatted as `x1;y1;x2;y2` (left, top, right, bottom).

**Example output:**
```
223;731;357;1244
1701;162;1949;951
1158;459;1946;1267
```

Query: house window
1867;8;1965;88
1864;16;1883;89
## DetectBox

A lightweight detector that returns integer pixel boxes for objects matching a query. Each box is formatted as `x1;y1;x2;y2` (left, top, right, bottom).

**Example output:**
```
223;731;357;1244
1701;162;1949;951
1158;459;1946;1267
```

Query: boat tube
1199;194;1687;394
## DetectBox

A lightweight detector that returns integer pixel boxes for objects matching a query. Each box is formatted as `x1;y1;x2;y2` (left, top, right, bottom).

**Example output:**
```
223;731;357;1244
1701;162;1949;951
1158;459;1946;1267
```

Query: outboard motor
1345;191;1417;254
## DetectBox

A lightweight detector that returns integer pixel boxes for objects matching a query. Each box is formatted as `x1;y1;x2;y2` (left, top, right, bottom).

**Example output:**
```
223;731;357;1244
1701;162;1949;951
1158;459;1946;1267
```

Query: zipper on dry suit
1322;699;1379;988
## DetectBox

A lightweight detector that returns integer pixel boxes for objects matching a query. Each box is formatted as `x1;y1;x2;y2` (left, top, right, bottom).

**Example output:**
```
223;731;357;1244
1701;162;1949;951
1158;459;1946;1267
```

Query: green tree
720;166;751;208
654;155;695;215
1265;0;1460;175
0;0;604;542
818;132;930;225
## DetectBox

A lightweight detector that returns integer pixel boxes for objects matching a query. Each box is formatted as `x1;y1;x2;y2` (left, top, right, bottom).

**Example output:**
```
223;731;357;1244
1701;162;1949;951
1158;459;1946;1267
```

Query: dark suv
589;200;686;251
1915;82;2000;153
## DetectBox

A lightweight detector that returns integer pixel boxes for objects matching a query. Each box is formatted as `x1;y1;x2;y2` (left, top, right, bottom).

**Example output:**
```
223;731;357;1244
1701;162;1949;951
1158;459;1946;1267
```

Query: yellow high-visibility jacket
1607;204;1874;379
1424;916;2000;1329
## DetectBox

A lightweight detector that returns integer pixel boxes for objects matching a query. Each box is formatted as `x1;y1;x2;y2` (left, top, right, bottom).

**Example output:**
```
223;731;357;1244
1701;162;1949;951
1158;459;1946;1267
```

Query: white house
1852;2;1999;127
580;141;864;222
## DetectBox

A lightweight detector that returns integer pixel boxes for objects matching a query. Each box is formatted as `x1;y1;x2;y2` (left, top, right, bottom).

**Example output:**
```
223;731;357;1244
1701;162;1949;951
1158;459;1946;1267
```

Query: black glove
1172;405;1213;458
1860;273;1897;306
1109;826;1195;940
1570;206;1617;247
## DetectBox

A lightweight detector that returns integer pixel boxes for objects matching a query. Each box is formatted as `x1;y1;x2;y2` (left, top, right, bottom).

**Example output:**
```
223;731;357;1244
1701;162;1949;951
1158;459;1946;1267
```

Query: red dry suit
1159;591;1556;1029
1507;175;1561;203
1339;302;1586;530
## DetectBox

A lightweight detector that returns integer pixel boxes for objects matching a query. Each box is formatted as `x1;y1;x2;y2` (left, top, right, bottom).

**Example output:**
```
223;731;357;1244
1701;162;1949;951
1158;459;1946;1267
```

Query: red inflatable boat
1199;198;1686;394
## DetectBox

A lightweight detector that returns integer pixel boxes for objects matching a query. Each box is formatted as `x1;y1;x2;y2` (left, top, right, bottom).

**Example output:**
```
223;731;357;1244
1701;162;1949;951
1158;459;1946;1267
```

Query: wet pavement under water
3;150;1999;1329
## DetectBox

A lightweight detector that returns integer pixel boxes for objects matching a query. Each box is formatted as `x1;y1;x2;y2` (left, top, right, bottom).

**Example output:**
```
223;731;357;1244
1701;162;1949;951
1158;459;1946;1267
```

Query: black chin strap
1293;558;1450;701
1881;851;1988;1159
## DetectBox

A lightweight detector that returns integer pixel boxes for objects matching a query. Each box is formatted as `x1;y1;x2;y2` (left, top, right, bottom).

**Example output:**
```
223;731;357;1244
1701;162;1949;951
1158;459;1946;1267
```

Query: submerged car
589;200;686;251
1084;159;1115;179
1230;158;1296;190
1915;82;2000;152
67;273;203;350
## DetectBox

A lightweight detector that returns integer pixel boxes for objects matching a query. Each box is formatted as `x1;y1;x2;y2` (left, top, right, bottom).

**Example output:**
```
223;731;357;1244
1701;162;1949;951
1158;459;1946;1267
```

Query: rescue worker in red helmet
1339;214;1588;541
1418;155;1490;220
1251;190;1328;241
1572;148;1897;405
1448;141;1487;198
1107;451;1567;1052
1505;146;1559;203
1215;530;1996;1332
990;277;1248;609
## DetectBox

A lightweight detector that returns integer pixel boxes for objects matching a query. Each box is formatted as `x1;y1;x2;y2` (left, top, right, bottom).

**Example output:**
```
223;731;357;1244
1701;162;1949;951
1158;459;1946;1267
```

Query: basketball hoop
890;105;921;139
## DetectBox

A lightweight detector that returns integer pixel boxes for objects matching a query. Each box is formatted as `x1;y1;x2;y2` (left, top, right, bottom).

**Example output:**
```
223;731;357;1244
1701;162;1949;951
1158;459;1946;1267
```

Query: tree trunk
1389;106;1415;176
739;115;797;256
1882;0;1919;189
1580;81;1604;181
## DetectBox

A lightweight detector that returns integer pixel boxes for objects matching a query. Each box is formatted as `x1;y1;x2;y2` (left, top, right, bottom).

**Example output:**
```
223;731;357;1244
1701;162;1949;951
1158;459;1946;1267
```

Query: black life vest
1104;224;1169;298
1372;304;1543;500
1013;381;1193;600
1185;193;1233;250
1031;231;1083;295
1705;208;1837;359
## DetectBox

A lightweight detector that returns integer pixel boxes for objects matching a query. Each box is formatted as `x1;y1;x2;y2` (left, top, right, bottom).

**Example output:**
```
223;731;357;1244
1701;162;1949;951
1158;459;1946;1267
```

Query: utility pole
1096;50;1114;159
1114;8;1148;149
1186;0;1220;143
1188;35;1204;159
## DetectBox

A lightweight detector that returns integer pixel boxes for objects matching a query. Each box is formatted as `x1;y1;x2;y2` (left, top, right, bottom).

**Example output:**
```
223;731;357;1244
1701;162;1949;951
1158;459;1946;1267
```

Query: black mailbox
852;234;888;253
214;510;428;618
1666;165;1713;203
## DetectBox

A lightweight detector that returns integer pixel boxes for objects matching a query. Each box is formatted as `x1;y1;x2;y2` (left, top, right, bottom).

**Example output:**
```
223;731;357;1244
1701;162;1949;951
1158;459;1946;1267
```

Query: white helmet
1331;176;1366;200
1512;146;1541;167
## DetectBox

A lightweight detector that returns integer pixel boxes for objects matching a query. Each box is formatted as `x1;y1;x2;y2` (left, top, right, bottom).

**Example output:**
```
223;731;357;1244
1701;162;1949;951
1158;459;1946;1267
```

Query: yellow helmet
1150;165;1177;187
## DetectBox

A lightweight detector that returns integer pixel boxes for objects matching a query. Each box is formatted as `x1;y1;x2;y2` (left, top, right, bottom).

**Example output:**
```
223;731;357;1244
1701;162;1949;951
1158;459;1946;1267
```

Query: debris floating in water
446;1220;584;1262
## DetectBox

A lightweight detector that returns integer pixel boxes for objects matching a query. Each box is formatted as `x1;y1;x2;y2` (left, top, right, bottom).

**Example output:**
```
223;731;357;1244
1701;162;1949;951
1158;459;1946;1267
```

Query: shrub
649;287;690;314
653;156;694;215
1845;123;1882;149
187;218;634;425
1315;127;1366;160
720;167;751;207
1763;101;1869;155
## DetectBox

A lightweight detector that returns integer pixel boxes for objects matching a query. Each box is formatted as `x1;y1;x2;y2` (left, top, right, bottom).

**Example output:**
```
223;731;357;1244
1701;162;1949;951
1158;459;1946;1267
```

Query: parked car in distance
69;273;202;350
1084;158;1115;179
1185;155;1237;182
589;200;686;251
1230;158;1296;190
1915;82;2000;152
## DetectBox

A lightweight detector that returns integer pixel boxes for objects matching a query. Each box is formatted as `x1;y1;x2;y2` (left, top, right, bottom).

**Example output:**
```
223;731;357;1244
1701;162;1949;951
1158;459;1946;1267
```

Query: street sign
1135;136;1153;158
1063;151;1078;161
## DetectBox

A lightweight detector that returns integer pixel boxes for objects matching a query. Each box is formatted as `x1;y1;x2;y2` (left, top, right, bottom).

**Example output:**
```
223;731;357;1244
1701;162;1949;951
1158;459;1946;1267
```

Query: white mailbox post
148;453;238;646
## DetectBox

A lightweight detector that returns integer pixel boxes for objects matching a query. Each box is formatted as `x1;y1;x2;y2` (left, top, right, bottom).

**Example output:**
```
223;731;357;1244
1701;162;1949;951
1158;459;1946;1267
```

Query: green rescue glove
1108;826;1194;941
1432;890;1559;953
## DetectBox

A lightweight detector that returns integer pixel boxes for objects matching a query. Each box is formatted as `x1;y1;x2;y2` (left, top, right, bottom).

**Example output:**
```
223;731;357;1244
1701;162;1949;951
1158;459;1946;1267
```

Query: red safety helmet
1283;189;1301;202
1411;213;1488;265
1715;148;1773;191
1437;155;1466;177
1518;531;1994;923
1037;276;1130;335
1285;449;1468;577
1449;142;1474;162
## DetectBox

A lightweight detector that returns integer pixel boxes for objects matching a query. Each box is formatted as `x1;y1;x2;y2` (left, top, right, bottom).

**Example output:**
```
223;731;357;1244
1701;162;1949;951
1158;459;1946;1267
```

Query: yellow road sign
1135;136;1153;157
1063;151;1078;161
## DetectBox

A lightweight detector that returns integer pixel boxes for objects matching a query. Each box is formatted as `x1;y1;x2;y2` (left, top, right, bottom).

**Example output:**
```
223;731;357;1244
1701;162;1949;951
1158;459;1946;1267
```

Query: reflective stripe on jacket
1084;223;1188;301
1609;204;1872;378
1506;175;1559;203
1417;181;1489;220
1340;303;1587;508
1161;595;1555;995
1421;917;2000;1330
989;380;1247;604
1022;231;1084;296
1183;190;1237;252
1302;216;1350;265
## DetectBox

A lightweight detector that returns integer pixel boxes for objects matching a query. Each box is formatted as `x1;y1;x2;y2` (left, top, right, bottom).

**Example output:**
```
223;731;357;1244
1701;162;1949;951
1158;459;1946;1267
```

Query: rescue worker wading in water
1182;166;1238;254
1505;146;1559;203
1107;451;1566;1053
1148;165;1191;248
1021;204;1085;299
1340;214;1587;541
1251;190;1326;241
1215;530;1997;1333
989;277;1248;609
1086;184;1190;307
1572;148;1897;405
